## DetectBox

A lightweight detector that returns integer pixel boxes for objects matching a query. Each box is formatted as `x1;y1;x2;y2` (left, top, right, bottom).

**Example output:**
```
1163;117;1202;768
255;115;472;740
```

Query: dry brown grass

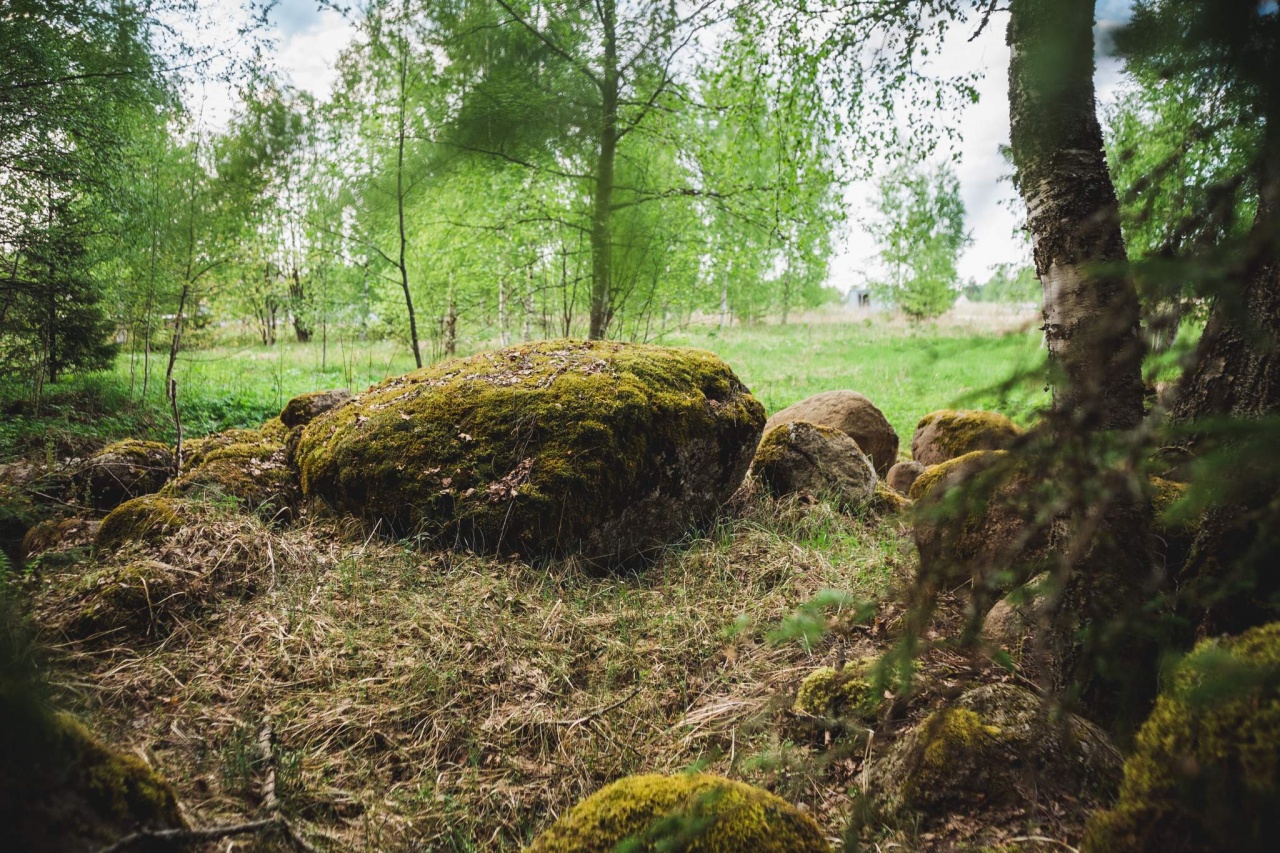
30;495;922;851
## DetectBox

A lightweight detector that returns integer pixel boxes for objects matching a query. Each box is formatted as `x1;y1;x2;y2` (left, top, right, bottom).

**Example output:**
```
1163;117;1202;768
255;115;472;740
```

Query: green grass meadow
2;318;1048;459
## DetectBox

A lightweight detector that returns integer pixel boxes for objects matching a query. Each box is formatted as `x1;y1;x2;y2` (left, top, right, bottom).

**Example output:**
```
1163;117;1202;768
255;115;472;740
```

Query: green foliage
868;158;970;320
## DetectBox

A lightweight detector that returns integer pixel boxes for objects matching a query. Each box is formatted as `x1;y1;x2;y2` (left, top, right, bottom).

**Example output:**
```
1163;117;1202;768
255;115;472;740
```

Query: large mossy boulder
765;390;898;475
1083;622;1280;852
909;450;1049;598
297;340;765;566
279;388;354;428
876;683;1121;823
749;422;877;511
164;430;299;521
911;409;1023;466
525;773;830;852
67;439;175;511
95;495;191;554
1;695;183;852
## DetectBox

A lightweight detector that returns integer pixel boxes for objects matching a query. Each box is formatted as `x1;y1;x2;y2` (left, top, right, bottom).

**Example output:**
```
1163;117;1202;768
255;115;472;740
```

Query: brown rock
279;389;354;429
766;390;899;475
887;460;925;494
750;422;877;511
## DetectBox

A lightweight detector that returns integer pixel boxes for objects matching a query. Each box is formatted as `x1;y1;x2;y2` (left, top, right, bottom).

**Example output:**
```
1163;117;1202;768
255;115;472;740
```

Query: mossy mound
0;696;183;852
525;773;830;852
279;388;354;428
260;415;291;442
1083;622;1280;852
67;439;175;511
297;340;765;566
871;481;912;515
164;435;299;521
794;664;874;722
64;559;197;642
750;422;877;512
765;390;898;475
183;427;268;470
95;495;189;553
909;451;1049;599
911;410;1023;466
21;516;98;559
877;683;1121;821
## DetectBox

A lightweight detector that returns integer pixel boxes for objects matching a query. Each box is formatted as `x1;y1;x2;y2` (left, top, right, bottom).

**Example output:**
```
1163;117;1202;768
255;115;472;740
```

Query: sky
239;0;1137;292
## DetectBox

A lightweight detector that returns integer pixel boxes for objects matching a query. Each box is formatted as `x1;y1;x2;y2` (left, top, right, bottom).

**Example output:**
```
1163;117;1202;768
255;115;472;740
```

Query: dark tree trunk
1007;0;1158;731
587;0;618;341
290;269;311;343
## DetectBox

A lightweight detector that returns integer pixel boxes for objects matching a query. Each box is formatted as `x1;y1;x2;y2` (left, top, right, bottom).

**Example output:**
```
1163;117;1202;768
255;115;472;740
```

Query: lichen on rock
524;773;829;852
911;410;1023;467
296;340;765;567
1083;622;1280;852
749;421;877;512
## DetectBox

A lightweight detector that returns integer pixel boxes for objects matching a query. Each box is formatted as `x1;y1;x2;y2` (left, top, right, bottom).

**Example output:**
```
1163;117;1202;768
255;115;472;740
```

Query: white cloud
275;9;354;98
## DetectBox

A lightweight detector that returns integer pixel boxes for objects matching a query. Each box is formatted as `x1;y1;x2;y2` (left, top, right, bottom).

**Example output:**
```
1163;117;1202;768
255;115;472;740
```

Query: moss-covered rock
765;390;898;475
279;388;354;428
67;439;175;511
260;415;291;442
878;683;1121;821
981;572;1052;659
21;516;98;559
871;481;912;515
164;434;299;521
297;340;765;566
911;410;1023;466
183;427;267;470
0;694;183;851
749;422;877;512
1083;622;1280;852
525;773;829;852
909;451;1049;599
95;495;189;554
794;664;874;722
886;460;924;495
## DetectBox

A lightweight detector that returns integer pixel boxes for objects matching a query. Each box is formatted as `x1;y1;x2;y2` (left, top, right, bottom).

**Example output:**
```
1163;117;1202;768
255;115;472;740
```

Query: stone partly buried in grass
749;422;877;512
765;389;898;476
164;430;300;521
297;340;765;566
875;683;1121;824
65;439;175;511
524;773;830;852
911;409;1023;467
1083;621;1280;852
0;702;184;852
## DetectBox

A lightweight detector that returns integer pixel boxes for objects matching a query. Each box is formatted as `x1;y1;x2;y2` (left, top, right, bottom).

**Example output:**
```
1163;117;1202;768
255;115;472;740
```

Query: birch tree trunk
1007;0;1156;731
1009;0;1144;431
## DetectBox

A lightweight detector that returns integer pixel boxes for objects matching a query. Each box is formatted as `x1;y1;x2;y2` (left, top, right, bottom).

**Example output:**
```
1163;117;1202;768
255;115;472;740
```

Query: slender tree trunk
1007;0;1157;731
289;268;311;343
1009;0;1145;430
587;0;619;341
396;45;423;368
498;279;510;346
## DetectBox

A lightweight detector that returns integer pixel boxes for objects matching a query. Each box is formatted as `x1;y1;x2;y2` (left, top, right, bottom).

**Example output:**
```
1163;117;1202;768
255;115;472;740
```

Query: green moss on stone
912;410;1022;466
95;496;187;553
164;437;299;521
524;773;829;852
297;340;765;565
1083;622;1280;852
794;664;874;721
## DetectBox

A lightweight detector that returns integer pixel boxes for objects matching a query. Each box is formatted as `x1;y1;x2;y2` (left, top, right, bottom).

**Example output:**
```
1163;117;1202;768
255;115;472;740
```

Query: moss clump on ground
1083;622;1280;852
1;686;182;850
95;495;188;553
911;410;1023;466
279;388;354;428
68;439;175;511
524;773;829;852
183;427;268;470
21;516;97;560
750;422;877;512
793;664;875;721
878;683;1121;822
297;340;765;566
164;435;299;522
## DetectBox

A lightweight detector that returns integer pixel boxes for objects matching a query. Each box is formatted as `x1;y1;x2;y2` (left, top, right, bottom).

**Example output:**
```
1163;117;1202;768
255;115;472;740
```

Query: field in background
2;308;1047;459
